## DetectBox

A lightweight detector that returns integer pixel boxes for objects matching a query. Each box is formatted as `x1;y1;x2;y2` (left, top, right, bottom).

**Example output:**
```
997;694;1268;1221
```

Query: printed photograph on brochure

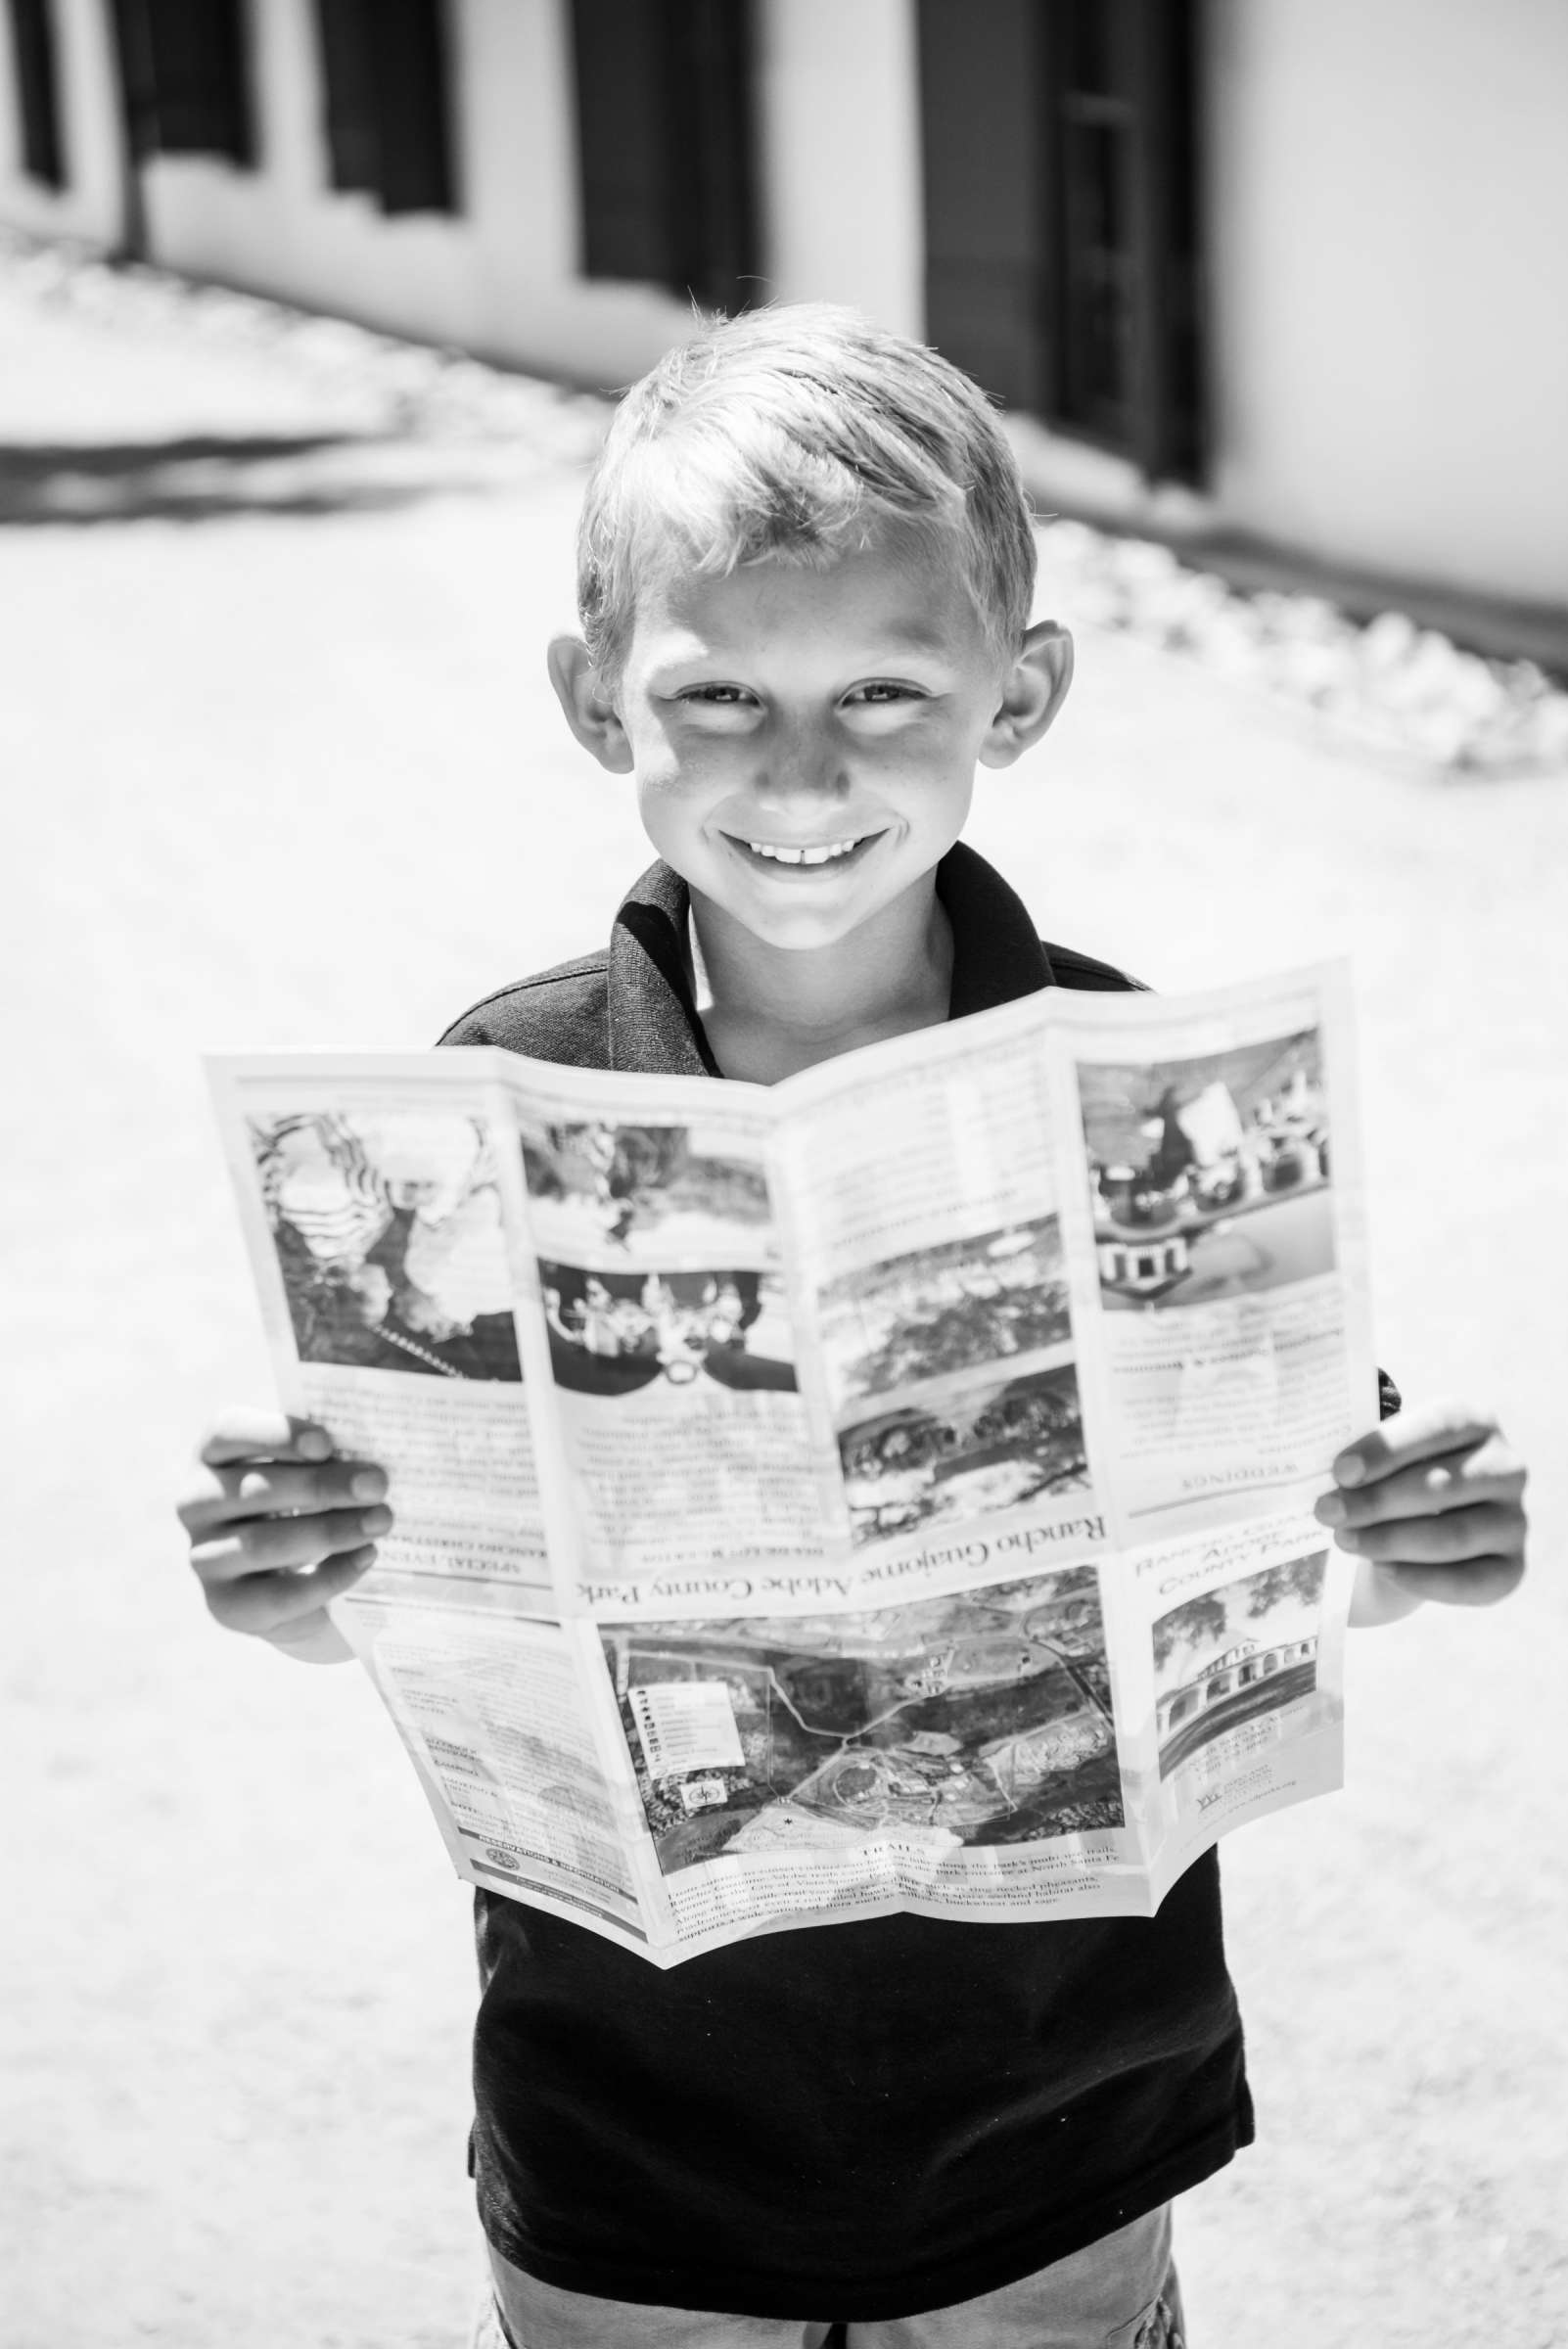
815;1216;1071;1409
1152;1548;1330;1779
518;1114;776;1265
836;1359;1086;1547
1078;1030;1334;1313
538;1260;797;1396
245;1107;522;1380
604;1566;1123;1875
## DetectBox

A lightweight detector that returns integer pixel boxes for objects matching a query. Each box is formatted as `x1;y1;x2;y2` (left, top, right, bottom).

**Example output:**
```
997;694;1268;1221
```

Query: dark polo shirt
438;843;1254;2321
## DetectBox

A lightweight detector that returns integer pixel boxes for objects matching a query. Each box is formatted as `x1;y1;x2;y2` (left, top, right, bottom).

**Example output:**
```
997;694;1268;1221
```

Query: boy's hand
1315;1400;1527;1622
176;1409;392;1664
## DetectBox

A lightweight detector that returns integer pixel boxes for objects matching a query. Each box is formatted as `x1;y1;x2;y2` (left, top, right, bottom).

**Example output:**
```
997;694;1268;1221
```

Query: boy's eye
674;681;923;713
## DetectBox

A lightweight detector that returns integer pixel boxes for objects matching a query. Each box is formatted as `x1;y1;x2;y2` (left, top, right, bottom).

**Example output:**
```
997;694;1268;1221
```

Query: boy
178;306;1527;2348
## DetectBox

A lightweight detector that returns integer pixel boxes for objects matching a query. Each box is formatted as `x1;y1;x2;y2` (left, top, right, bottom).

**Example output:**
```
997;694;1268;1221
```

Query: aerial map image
603;1566;1123;1876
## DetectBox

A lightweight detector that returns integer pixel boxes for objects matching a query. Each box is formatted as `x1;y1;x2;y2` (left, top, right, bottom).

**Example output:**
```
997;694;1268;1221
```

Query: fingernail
1333;1453;1365;1485
351;1470;388;1502
1315;1492;1347;1525
360;1505;393;1536
300;1428;332;1459
1335;1527;1362;1551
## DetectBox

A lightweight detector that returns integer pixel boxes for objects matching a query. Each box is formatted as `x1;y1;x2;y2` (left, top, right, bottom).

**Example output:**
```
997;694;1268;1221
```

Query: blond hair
576;303;1037;685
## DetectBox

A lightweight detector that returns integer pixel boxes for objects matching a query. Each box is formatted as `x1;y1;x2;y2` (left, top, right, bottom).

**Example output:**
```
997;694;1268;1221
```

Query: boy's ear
547;635;634;774
977;621;1075;768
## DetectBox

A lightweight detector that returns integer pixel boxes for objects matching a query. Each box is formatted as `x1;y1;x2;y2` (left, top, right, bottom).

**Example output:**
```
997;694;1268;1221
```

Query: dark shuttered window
918;0;1205;483
313;0;458;215
8;0;66;188
570;0;758;312
917;0;1046;416
314;0;379;194
110;0;254;165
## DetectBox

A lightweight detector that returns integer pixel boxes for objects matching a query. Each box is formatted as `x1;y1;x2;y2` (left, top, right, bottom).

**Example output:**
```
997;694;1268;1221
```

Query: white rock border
1035;523;1568;778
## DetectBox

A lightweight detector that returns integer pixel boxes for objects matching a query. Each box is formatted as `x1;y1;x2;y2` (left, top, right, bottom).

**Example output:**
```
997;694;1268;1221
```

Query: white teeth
745;837;863;865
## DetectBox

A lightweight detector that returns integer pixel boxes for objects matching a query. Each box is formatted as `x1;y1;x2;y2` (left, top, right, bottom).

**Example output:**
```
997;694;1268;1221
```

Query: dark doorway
917;0;1205;483
570;0;759;314
7;0;66;188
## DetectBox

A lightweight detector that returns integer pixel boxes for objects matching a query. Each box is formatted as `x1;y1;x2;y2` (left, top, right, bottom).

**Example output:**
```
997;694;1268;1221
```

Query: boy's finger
191;1503;392;1585
198;1410;334;1468
178;1457;388;1535
1331;1401;1500;1489
204;1547;379;1636
1371;1555;1527;1609
1329;1500;1523;1568
1315;1440;1525;1529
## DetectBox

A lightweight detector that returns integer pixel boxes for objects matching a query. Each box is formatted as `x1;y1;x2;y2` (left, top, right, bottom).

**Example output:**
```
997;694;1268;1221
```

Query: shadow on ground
0;433;505;523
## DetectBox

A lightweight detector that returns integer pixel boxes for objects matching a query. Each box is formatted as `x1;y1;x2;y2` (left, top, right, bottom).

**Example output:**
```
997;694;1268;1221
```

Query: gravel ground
3;250;1565;2349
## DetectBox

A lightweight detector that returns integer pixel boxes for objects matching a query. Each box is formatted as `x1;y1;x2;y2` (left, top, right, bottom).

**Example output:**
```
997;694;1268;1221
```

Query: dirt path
3;262;1564;2349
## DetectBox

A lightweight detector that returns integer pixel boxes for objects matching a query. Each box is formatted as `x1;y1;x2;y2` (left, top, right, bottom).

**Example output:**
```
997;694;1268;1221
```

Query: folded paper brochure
208;959;1375;1964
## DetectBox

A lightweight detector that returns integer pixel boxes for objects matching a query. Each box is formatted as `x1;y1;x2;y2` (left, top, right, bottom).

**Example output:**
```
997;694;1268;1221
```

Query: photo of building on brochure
1151;1550;1330;1780
518;1113;776;1265
604;1566;1123;1876
246;1106;523;1380
1077;1029;1335;1312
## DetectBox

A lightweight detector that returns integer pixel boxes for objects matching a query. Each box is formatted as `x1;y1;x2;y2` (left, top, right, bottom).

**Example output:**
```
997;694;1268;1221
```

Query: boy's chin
689;850;945;952
698;880;912;955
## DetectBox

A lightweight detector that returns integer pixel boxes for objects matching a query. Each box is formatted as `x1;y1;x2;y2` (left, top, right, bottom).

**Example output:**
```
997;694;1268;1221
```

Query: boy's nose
751;731;850;805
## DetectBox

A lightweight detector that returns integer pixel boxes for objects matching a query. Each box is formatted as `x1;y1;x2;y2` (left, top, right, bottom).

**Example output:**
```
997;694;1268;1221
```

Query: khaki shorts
473;2204;1184;2349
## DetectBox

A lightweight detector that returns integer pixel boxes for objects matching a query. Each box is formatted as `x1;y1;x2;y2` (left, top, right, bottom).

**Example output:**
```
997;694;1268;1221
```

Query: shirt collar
606;841;1055;1076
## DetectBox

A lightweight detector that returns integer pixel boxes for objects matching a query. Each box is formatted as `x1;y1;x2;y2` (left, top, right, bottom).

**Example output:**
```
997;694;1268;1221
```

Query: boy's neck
687;873;953;1084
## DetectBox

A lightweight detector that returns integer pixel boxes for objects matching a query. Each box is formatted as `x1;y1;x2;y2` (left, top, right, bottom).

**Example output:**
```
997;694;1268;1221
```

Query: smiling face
548;514;1072;1074
578;522;1054;957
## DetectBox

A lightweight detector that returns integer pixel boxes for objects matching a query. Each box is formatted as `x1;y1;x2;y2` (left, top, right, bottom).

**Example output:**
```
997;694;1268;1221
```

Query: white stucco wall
0;0;126;245
753;0;922;335
134;0;692;387
9;0;1564;608
1205;0;1568;605
1;0;929;381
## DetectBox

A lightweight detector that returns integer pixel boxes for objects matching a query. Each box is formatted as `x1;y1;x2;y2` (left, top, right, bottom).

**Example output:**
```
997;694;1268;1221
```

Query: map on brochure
208;959;1378;1965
